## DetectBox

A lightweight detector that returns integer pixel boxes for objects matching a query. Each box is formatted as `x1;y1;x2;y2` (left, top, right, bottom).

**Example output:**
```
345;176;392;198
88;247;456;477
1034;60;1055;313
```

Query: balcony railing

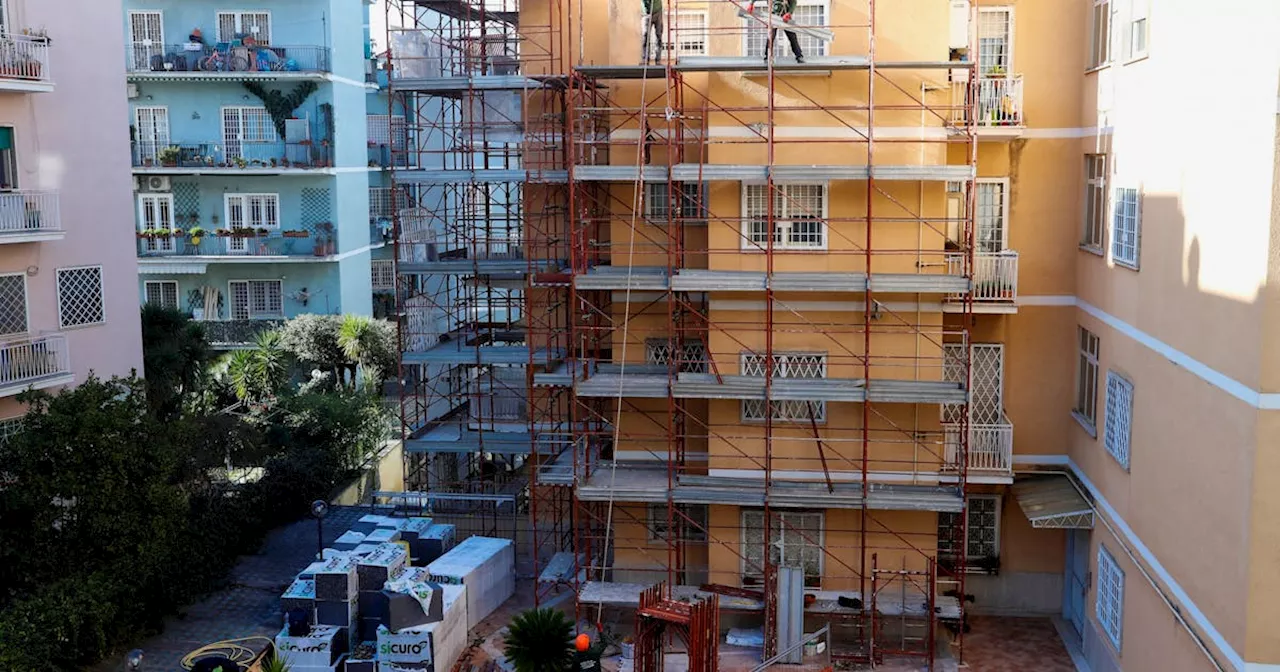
943;416;1013;475
0;334;71;393
126;44;330;75
0;34;52;89
200;319;285;348
469;368;528;424
946;251;1018;303
132;140;332;170
370;187;411;221
0;191;60;237
137;231;331;258
951;74;1024;128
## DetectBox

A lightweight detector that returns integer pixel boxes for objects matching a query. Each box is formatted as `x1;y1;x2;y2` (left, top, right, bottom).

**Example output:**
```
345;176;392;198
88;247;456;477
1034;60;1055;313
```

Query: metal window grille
368;115;408;150
229;280;283;319
1090;0;1111;67
741;510;823;587
371;260;397;290
675;11;708;56
145;281;179;309
1082;155;1107;249
0;274;27;336
1096;545;1125;650
741;351;826;421
745;2;827;58
977;8;1011;75
744;184;825;250
1075;327;1100;425
225;194;279;230
56;266;105;328
976;181;1006;252
1103;371;1133;468
646;182;706;222
0;416;22;446
648;503;708;542
370;187;410;220
129;11;163;71
217;11;271;43
138;194;176;253
1111;187;1140;267
944;343;1004;425
645;338;708;373
938;495;1001;559
222;107;277;160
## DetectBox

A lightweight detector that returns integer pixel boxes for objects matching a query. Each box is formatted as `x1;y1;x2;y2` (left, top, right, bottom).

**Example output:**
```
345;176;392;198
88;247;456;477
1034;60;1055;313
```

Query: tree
338;314;397;387
503;608;575;672
280;314;397;387
141;306;212;419
226;331;291;402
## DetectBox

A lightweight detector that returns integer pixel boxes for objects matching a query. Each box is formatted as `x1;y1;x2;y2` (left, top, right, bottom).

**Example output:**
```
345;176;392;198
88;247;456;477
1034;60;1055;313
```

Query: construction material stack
426;536;515;630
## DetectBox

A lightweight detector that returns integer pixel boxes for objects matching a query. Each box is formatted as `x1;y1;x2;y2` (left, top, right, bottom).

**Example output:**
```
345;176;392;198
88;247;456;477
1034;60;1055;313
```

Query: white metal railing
0;34;51;85
371;259;396;290
951;74;1024;127
943;416;1013;473
0;190;59;234
0;334;70;389
370;187;408;220
947;250;1018;303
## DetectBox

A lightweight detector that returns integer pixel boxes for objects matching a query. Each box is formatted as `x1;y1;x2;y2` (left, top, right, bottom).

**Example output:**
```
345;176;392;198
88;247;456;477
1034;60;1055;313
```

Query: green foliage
338;314;398;386
503;608;575;672
141;305;213;419
260;654;292;672
226;330;291;402
242;81;319;139
280;313;397;387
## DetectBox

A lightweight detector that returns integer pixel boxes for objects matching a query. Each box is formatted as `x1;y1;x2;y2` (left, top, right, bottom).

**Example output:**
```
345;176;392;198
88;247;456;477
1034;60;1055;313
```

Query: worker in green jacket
641;0;663;64
751;0;805;63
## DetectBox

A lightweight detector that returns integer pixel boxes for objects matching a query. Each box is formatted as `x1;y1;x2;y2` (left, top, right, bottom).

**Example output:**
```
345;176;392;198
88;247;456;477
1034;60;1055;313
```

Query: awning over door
1014;475;1094;529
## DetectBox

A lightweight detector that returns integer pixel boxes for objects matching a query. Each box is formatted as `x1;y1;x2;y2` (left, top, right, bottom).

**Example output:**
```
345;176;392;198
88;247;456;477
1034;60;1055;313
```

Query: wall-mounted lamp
25;265;37;277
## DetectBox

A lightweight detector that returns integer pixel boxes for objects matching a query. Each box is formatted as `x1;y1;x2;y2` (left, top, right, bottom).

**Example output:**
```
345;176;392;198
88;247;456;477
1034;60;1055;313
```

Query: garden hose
181;636;274;670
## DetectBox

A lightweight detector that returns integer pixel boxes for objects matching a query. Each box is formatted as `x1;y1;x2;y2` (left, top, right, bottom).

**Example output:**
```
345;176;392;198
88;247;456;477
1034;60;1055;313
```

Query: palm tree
226;330;290;402
503;608;575;672
338;315;395;388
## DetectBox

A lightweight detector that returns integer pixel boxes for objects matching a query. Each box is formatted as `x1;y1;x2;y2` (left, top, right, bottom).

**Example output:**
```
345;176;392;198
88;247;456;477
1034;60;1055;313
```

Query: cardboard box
315;557;359;602
358;544;409;591
316;599;359;629
275;624;345;668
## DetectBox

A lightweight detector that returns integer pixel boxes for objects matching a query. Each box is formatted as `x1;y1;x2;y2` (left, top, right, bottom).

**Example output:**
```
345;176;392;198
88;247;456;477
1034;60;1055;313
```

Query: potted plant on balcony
255;226;270;236
21;28;50;45
136;228;155;239
188;226;206;245
158;145;181;167
214;228;231;237
171;228;184;238
282;229;309;238
234;157;248;169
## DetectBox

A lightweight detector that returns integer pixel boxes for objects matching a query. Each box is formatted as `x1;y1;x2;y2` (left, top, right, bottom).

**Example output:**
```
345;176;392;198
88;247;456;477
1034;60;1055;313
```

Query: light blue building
124;0;378;347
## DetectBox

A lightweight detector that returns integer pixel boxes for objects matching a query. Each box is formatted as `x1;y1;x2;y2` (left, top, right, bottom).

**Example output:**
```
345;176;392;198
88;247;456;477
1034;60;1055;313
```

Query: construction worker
641;0;664;65
750;0;805;63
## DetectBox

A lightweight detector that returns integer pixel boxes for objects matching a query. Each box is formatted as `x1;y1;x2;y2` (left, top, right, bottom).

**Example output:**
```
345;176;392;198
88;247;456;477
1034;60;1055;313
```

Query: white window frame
1096;544;1125;651
740;351;827;423
974;178;1009;252
938;494;1001;562
645;337;708;374
221;106;277;160
674;11;708;57
56;265;106;330
741;182;828;251
216;10;272;43
1117;0;1150;61
145;280;180;310
1081;154;1107;252
1074;326;1100;432
371;259;396;291
0;272;28;337
646;182;707;223
1103;370;1134;469
741;509;824;588
137;193;177;254
1088;0;1111;69
976;7;1014;76
127;10;165;71
228;279;284;320
742;0;830;58
223;193;280;231
1110;184;1141;269
647;503;708;542
134;106;172;166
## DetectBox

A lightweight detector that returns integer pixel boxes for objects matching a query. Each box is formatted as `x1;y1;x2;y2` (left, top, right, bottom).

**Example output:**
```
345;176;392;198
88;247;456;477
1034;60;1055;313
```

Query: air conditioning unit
132;177;141;192
126;83;140;99
142;175;171;192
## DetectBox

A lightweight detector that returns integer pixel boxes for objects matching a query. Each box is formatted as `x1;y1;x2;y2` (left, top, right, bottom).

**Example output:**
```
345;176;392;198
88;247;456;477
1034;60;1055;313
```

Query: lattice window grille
675;11;708;56
1096;544;1124;650
57;266;105;328
0;274;27;336
645;338;708;373
741;351;826;421
368;115;408;150
938;495;1001;559
1103;370;1133;468
229;280;282;320
371;260;396;290
145;281;180;310
172;181;201;223
301;187;332;230
741;509;823;587
0;416;22;446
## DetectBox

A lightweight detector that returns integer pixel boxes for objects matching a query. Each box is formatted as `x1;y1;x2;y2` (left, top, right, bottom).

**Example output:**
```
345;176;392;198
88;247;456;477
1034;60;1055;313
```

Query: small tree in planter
158;145;181;167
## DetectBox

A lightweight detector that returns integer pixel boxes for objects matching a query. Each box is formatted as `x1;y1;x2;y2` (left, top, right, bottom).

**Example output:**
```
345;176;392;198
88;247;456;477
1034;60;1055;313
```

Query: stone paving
96;506;365;672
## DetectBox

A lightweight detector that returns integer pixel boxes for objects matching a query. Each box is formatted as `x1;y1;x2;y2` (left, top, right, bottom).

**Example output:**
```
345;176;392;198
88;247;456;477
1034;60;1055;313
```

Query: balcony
0;334;73;397
943;415;1013;479
945;251;1018;313
136;230;336;262
0;191;62;243
132;140;333;174
951;74;1024;136
0;34;53;93
469;367;528;429
126;44;330;81
200;319;285;349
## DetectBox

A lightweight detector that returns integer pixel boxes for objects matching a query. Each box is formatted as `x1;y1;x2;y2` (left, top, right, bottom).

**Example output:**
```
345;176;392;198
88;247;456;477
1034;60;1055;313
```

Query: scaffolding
389;0;981;666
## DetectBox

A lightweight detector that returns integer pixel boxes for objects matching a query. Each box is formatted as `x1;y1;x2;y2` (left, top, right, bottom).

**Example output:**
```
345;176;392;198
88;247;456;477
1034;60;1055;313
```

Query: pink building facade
0;0;144;425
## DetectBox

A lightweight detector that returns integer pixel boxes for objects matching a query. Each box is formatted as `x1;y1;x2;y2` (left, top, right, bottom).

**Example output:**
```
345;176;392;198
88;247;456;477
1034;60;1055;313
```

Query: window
648;503;708;542
938;495;1001;561
645;338;708;373
1123;0;1149;60
0;273;27;336
675;11;708;56
1103;371;1133;468
1074;327;1100;429
1082;155;1107;250
134;107;171;166
145;281;179;310
56;266;105;329
0;417;22;447
977;8;1012;76
1089;0;1111;68
741;351;826;422
221;107;277;160
128;11;164;71
742;510;823;587
0;126;17;189
1111;186;1141;268
224;193;280;254
217;11;271;43
744;183;826;250
1096;545;1125;650
645;182;707;223
229;280;283;320
975;180;1007;252
744;1;828;58
138;193;176;254
371;260;396;291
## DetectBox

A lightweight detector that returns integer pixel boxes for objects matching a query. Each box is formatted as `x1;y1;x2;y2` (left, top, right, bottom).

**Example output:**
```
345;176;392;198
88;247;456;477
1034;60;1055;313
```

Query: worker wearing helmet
751;0;805;63
641;0;664;64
